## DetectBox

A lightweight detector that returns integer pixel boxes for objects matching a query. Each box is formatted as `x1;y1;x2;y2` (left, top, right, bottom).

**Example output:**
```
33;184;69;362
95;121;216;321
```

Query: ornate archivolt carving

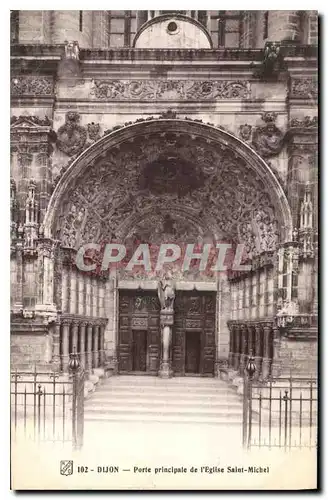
55;131;279;261
90;80;251;101
56;112;87;156
11;76;54;96
252;112;285;157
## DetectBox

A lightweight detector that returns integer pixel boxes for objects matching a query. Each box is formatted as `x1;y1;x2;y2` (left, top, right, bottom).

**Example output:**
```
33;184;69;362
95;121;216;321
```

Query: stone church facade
10;11;318;380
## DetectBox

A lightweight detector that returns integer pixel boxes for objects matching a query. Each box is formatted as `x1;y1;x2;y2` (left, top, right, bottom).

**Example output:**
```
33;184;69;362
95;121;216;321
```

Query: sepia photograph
9;7;319;491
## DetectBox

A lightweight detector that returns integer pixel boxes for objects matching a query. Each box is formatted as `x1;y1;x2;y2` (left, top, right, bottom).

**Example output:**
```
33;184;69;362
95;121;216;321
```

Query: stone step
97;383;237;395
84;375;243;427
84;402;243;413
85;394;242;405
84;412;242;425
103;376;228;386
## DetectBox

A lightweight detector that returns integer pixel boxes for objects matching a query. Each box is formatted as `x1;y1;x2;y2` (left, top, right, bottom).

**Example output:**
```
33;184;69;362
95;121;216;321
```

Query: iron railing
11;351;85;450
243;363;317;450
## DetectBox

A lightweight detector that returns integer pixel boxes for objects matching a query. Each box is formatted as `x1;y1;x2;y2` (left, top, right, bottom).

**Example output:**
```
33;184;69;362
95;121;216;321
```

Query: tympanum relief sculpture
55;131;279;271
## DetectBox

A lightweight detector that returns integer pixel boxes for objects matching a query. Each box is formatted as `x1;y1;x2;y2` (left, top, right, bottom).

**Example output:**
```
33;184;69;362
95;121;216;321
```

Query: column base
239;354;246;375
158;361;173;378
254;355;263;379
233;353;240;371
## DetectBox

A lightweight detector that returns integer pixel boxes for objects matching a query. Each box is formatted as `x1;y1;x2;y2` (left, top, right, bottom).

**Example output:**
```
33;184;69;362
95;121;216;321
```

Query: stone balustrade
227;320;275;380
52;315;107;373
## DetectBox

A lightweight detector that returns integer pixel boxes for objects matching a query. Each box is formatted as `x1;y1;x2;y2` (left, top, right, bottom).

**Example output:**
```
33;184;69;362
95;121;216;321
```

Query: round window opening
167;21;178;33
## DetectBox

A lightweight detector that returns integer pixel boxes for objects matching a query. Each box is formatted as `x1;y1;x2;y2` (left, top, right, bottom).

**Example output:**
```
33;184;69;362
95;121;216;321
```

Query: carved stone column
62;319;70;372
254;324;263;379
247;324;254;357
71;320;79;355
234;325;241;371
262;323;273;379
239;324;247;374
52;320;61;372
79;321;87;369
228;324;234;368
86;323;93;373
93;324;100;369
99;323;105;366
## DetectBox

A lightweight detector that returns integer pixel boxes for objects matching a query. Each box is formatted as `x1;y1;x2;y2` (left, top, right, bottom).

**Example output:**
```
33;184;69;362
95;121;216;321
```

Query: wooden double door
118;290;216;376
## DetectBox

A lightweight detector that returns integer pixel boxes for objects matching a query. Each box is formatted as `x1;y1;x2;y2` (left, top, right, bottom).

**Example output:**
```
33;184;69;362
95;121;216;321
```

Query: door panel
118;291;160;373
185;331;201;373
172;291;216;376
132;330;147;372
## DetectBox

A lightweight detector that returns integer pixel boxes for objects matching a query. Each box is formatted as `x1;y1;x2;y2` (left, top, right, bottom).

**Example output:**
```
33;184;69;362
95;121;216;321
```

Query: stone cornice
10;44;317;65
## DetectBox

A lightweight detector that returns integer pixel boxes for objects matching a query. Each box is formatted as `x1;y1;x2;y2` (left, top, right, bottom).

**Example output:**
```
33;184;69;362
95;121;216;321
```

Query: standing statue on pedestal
157;274;175;378
157;274;175;312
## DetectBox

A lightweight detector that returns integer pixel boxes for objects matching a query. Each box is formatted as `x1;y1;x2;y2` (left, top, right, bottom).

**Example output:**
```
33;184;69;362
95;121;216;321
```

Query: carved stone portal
54;129;280;262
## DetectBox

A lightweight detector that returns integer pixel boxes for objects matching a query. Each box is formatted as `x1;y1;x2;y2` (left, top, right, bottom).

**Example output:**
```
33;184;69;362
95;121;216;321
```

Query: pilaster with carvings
35;238;58;320
10;115;55;228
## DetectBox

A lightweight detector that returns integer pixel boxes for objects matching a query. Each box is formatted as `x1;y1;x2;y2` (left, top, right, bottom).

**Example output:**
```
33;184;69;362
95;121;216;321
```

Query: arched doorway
43;118;292;376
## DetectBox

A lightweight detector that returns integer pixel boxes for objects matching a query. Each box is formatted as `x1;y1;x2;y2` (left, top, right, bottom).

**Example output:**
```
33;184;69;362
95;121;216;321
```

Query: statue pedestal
159;311;174;378
159;361;173;379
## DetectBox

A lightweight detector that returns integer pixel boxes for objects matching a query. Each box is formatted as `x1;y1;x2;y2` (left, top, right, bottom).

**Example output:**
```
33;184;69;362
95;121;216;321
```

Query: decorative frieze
290;78;318;99
11;76;54;96
90;80;251;101
289;116;318;129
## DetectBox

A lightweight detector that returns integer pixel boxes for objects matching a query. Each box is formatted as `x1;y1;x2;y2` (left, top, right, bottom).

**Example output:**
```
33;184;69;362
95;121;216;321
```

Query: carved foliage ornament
11;115;52;127
252;112;285;157
91;80;251;101
11;77;53;96
289;116;318;129
56;112;87;156
290;78;318;99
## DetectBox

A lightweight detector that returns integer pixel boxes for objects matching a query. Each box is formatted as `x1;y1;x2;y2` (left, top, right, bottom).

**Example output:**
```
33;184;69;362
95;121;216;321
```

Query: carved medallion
252;112;285;157
56;112;87;156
